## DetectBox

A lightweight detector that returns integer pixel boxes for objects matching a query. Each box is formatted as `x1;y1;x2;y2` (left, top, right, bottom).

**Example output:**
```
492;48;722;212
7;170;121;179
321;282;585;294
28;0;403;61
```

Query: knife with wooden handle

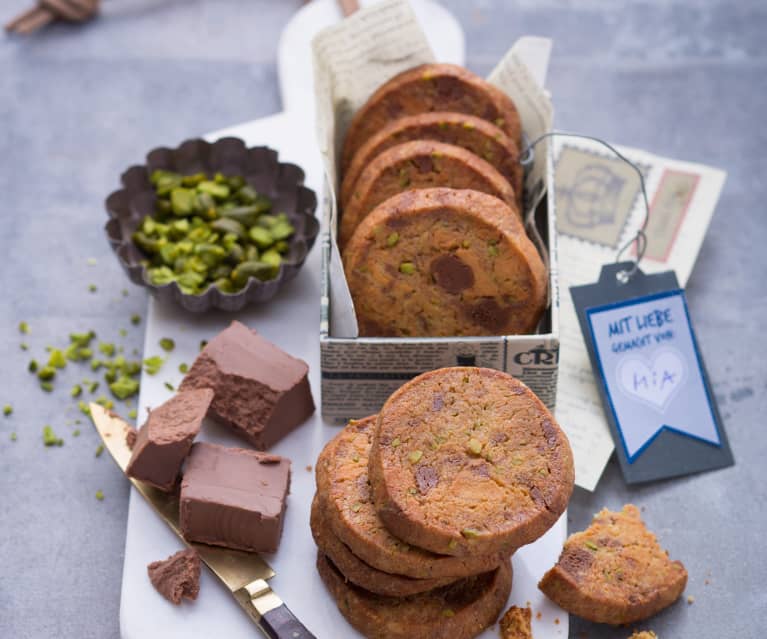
89;403;315;639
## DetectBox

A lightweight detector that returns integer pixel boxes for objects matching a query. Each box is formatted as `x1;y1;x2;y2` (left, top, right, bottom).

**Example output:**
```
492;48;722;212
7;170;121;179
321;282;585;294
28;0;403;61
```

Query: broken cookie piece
147;548;200;605
538;504;687;625
499;605;532;639
179;321;314;449
126;388;213;491
180;442;291;553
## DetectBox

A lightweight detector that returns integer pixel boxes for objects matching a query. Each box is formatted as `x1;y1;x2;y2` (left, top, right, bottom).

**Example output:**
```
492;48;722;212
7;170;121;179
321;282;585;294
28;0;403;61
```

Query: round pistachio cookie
315;415;508;579
369;367;574;557
317;552;512;639
538;504;688;625
340;112;523;212
310;495;455;596
343;188;546;337
338;140;518;249
341;63;522;172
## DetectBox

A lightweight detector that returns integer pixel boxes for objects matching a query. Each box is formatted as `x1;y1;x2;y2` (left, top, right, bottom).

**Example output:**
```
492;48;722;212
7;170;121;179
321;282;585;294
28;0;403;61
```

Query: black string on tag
519;132;650;284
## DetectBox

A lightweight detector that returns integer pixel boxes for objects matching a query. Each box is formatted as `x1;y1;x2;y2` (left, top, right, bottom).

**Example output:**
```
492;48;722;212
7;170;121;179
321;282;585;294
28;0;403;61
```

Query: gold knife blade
89;403;315;638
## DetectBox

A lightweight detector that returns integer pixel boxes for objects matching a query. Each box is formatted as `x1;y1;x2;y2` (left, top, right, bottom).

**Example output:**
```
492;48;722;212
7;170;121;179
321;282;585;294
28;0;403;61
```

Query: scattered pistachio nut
109;376;139;400
43;425;63;447
98;342;116;357
47;349;66;369
3;405;12;416
143;356;164;375
18;321;29;334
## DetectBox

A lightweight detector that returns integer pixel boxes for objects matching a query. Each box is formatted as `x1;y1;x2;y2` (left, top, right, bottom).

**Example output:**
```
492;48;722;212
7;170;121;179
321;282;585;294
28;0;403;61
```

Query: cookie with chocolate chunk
315;415;507;580
343;188;546;337
340;112;523;212
369;367;574;557
341;63;522;172
538;505;687;625
317;552;512;639
339;140;518;248
310;495;455;596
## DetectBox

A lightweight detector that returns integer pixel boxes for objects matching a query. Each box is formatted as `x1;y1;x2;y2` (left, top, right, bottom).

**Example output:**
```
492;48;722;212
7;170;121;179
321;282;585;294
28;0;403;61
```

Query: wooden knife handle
234;579;316;639
260;603;316;639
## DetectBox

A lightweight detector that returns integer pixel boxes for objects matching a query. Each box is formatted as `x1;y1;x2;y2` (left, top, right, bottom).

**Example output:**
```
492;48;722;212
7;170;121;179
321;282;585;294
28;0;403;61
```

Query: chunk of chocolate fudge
147;548;201;605
179;321;314;449
126;388;214;491
180;442;291;553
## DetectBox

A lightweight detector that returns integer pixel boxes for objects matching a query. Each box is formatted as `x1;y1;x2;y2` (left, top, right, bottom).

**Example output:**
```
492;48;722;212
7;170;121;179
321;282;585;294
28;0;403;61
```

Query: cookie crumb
687;595;695;605
535;611;542;620
306;464;313;472
498;604;533;639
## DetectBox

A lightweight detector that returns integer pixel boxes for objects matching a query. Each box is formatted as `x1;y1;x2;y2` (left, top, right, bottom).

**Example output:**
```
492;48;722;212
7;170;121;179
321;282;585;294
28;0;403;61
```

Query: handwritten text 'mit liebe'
607;307;675;354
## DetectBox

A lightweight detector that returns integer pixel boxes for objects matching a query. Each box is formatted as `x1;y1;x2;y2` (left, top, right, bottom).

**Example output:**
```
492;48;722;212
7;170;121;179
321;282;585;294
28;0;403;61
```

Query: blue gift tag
571;263;733;483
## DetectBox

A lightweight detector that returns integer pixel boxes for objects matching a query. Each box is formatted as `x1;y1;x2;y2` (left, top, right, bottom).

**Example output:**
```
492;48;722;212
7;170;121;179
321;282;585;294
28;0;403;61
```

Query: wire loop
521;131;650;283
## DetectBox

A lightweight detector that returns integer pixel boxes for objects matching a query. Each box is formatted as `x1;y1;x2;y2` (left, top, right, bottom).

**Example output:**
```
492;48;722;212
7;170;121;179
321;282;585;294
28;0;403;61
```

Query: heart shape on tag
617;349;686;411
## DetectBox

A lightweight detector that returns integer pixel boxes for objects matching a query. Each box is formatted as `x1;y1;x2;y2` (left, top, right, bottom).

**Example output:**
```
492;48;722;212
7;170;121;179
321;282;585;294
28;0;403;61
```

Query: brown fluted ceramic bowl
104;137;319;313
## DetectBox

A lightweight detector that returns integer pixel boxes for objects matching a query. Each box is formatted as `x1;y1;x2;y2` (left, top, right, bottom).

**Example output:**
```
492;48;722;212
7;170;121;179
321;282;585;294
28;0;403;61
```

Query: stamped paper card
572;266;733;483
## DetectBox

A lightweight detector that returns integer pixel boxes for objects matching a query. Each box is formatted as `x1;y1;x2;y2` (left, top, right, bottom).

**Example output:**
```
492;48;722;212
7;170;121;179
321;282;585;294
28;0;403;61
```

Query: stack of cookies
312;367;575;639
338;63;548;338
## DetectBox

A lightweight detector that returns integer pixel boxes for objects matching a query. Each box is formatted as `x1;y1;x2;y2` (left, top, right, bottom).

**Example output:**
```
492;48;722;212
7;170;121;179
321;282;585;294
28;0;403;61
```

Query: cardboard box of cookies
313;0;558;421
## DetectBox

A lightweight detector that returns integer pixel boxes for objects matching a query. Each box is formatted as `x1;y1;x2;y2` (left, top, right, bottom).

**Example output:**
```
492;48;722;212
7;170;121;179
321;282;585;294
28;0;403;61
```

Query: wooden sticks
5;0;99;35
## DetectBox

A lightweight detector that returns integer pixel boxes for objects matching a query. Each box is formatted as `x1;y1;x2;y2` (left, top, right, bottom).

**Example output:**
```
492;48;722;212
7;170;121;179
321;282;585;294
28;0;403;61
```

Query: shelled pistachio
133;170;296;295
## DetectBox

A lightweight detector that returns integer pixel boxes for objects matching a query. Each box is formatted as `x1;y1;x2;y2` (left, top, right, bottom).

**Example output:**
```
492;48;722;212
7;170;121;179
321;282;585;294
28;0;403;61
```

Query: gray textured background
0;1;764;637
